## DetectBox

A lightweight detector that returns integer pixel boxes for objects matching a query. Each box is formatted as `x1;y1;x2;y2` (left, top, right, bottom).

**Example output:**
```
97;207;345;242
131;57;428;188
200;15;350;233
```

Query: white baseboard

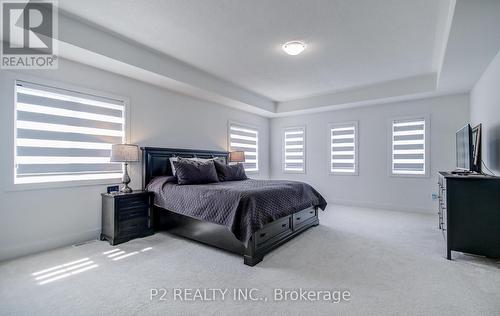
328;198;434;214
0;228;101;262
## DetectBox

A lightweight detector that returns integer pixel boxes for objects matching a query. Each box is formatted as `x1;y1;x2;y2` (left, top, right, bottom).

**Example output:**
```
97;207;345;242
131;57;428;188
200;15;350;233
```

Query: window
283;127;305;173
228;122;259;172
391;118;427;176
329;122;358;175
14;81;125;184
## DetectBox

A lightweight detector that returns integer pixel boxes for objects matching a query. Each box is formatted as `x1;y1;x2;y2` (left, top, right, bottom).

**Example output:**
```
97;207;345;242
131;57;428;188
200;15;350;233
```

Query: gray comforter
147;177;327;245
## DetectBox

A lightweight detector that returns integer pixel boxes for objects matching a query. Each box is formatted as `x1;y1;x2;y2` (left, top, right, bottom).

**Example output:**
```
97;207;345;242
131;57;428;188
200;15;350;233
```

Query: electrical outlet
431;193;438;200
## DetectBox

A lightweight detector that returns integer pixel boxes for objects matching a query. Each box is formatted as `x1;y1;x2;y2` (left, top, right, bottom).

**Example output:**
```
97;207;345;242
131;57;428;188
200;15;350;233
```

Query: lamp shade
110;144;139;162
229;151;245;163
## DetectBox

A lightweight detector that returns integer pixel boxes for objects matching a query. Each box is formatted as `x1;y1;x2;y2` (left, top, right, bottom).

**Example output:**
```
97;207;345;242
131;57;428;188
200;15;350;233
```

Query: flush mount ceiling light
282;41;306;56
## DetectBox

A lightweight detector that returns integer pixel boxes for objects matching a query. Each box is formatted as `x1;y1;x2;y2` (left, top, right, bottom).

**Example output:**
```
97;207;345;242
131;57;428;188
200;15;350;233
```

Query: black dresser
438;172;500;259
101;190;154;245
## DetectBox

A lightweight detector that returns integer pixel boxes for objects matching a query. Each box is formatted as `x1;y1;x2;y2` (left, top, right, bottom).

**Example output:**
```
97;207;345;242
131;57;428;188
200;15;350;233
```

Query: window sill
390;173;430;179
329;172;359;176
5;177;122;192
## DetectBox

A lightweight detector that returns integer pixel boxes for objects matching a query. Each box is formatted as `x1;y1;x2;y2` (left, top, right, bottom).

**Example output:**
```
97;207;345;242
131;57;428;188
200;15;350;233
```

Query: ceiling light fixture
282;41;306;56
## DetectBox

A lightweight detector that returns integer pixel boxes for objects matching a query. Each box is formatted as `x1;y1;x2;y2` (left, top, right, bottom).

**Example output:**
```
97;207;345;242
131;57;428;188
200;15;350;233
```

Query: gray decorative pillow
214;161;248;181
173;159;219;185
170;156;226;176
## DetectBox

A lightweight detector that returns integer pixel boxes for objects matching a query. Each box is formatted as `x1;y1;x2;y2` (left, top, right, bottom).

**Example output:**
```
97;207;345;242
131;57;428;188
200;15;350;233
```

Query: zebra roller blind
391;118;426;175
283;127;305;173
228;122;258;172
330;122;358;174
14;81;125;184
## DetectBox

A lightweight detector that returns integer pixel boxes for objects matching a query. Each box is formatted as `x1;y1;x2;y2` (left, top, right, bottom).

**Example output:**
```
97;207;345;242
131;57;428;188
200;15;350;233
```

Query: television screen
471;124;482;173
456;124;472;171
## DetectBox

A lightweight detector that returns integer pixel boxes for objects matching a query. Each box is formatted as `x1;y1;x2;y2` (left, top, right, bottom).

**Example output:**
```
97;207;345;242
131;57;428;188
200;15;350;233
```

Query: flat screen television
456;124;482;173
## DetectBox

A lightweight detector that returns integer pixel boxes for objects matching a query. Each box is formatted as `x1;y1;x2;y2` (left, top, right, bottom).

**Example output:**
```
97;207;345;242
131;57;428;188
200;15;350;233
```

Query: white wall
471;49;500;175
0;59;270;261
270;94;469;213
0;59;473;262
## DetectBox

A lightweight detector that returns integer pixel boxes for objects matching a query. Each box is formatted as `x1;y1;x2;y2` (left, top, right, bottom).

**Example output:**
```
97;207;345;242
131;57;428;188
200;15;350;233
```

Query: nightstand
100;190;154;245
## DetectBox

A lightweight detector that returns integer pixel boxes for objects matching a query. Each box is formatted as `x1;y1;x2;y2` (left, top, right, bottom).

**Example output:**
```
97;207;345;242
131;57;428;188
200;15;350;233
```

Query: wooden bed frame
141;147;319;266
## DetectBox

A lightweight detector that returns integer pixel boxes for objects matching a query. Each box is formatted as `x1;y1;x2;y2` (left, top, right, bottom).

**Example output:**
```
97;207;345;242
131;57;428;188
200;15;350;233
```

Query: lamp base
120;184;133;193
120;163;133;193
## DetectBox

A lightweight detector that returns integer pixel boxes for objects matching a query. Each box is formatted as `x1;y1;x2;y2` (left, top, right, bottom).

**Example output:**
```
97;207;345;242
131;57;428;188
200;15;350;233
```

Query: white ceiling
58;0;445;102
438;0;500;93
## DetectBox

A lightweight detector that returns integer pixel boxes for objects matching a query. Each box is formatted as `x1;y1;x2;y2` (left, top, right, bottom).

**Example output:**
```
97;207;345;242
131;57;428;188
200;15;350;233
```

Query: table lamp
110;144;139;193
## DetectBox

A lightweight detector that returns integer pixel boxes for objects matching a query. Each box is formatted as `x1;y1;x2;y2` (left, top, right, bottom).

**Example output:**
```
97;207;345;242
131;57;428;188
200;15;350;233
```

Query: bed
142;147;327;266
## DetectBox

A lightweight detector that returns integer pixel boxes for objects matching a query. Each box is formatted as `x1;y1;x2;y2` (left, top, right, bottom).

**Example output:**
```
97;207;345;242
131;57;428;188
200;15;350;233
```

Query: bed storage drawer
255;216;292;246
293;208;316;228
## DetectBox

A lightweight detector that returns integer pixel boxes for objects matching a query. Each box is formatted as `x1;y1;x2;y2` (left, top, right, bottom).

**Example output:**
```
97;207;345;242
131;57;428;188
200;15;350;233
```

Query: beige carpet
1;205;499;316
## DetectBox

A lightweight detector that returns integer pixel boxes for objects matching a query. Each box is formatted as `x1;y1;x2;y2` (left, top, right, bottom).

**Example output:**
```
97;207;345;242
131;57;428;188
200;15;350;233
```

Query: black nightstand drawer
119;206;148;221
119;217;149;235
117;195;149;209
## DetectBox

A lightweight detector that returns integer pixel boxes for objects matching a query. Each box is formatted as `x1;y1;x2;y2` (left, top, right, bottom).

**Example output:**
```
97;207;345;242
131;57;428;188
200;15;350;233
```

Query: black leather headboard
141;147;229;188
